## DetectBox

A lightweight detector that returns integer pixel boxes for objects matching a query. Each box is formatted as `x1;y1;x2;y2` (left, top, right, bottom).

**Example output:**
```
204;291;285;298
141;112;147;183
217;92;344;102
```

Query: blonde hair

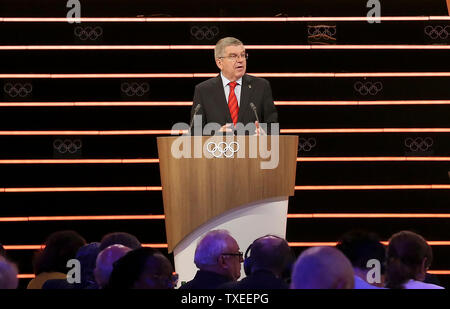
214;37;244;59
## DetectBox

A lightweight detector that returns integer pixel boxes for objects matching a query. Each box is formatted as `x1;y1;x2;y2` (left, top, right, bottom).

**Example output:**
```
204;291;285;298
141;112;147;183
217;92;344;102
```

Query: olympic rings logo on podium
206;142;240;158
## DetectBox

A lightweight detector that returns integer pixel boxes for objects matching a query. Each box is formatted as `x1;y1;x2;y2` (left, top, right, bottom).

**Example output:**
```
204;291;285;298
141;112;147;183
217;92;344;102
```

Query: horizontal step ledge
0;185;450;192
1;213;450;222
2;100;450;107
3;45;450;50
0;128;448;135
1;16;449;22
2;72;450;78
1;157;450;164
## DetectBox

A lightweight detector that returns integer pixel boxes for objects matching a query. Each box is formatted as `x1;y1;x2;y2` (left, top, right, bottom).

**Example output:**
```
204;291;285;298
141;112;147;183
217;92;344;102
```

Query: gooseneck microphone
249;102;260;123
189;104;202;134
250;102;267;135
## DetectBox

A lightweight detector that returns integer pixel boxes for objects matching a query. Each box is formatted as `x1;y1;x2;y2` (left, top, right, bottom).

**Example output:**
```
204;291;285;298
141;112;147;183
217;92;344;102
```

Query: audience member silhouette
0;256;18;289
290;246;354;289
336;230;386;289
180;229;242;289
94;244;131;288
43;242;101;289
99;232;141;251
220;235;294;289
27;230;86;289
385;230;444;289
106;247;176;289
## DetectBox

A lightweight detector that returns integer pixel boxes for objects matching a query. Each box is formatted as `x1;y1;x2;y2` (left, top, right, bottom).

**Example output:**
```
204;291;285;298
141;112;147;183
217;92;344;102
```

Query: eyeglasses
219;53;248;61
221;251;244;261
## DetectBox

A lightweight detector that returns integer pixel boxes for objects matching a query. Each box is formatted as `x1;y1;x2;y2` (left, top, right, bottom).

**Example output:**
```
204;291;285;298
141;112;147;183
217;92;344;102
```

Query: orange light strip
17;274;35;279
1;185;450;193
2;72;450;79
2;16;448;22
277;100;450;106
0;128;448;135
4;244;167;250
2;157;450;165
3;100;450;107
3;245;44;250
0;215;163;222
4;45;450;50
0;159;160;164
297;157;450;162
0;130;182;135
141;244;169;249
282;128;450;133
288;241;450;247
0;186;161;193
0;101;194;107
428;271;450;275
27;215;165;221
287;213;450;219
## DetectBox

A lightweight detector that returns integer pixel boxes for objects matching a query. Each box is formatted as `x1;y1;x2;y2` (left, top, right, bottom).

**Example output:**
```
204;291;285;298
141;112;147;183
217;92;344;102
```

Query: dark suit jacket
190;74;278;134
218;270;289;290
178;270;232;290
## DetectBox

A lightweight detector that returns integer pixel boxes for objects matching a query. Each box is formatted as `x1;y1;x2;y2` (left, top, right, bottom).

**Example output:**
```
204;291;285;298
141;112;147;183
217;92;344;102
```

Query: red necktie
228;81;239;125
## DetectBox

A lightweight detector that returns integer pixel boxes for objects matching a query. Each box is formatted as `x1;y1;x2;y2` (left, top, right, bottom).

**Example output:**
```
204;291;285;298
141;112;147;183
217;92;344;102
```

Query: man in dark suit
190;37;278;135
179;230;242;289
219;235;294;290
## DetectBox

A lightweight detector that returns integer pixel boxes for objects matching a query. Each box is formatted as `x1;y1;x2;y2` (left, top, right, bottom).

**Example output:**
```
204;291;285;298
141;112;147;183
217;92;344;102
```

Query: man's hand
254;121;266;136
219;123;234;133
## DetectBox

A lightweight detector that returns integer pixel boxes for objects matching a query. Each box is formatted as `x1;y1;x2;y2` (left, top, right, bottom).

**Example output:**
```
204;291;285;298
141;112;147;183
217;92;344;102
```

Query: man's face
220;238;243;281
216;44;247;82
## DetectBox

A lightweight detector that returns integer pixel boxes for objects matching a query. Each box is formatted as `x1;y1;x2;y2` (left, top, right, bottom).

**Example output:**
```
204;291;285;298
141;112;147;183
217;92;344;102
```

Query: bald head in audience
290;246;355;289
0;256;18;289
94;244;131;288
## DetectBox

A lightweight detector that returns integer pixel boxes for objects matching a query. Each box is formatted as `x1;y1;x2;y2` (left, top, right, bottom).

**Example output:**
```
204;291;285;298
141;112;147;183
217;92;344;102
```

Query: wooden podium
157;135;298;285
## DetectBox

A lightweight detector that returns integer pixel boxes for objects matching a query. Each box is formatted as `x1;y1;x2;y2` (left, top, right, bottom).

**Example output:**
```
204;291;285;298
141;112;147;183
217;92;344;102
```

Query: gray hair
214;37;244;59
194;230;233;268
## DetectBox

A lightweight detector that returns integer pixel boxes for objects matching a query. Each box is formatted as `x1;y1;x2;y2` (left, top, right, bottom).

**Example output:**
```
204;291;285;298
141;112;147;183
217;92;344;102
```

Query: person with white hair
290;246;355;289
180;229;243;289
190;37;278;135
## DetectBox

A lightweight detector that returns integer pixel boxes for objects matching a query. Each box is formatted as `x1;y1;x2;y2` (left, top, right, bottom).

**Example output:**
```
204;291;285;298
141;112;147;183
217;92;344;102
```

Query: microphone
250;103;260;123
250;102;266;135
189;104;201;134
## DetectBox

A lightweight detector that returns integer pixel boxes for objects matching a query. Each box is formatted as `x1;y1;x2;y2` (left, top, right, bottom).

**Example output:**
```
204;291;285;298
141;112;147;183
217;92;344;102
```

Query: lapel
238;74;253;123
214;75;232;123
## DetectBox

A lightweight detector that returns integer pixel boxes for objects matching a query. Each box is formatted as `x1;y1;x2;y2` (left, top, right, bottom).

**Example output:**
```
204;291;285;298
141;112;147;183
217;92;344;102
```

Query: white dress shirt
220;72;242;107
